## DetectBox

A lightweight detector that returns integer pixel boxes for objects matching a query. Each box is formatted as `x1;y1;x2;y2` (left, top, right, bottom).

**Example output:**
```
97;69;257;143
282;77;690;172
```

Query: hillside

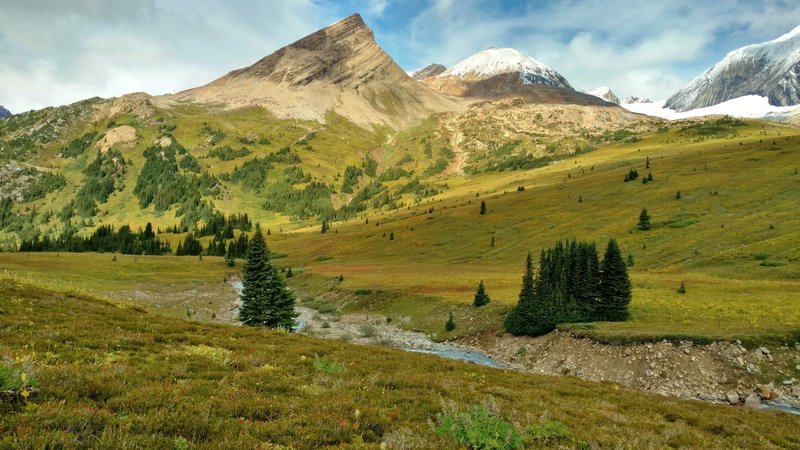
1;279;798;448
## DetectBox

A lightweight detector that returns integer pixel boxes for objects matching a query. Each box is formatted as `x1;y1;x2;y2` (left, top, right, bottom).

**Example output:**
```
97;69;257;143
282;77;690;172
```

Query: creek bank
225;280;799;412
226;280;503;368
463;330;800;414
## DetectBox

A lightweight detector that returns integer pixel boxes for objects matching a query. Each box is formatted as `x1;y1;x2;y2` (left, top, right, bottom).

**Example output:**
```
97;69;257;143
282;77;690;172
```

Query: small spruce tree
675;190;682;200
627;254;634;267
445;311;456;331
677;281;686;294
598;239;632;321
490;236;495;247
479;200;487;215
238;225;298;329
638;207;651;230
285;267;294;278
473;280;491;307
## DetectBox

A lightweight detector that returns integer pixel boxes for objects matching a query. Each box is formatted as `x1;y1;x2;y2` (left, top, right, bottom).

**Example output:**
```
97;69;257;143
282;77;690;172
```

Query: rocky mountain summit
623;96;652;104
421;47;609;105
666;25;800;111
0;105;10;118
582;86;620;104
410;63;447;80
170;14;463;127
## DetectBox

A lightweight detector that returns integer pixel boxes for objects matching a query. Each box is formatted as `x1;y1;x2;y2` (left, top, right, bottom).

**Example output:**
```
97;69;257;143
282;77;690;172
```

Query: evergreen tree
626;254;634;267
490;236;495;247
597;239;632;321
637;208;651;230
479;200;487;215
504;252;552;335
675;190;682;200
321;220;329;233
238;225;298;329
225;243;235;267
677;281;686;294
473;280;490;307
286;267;294;278
445;311;456;331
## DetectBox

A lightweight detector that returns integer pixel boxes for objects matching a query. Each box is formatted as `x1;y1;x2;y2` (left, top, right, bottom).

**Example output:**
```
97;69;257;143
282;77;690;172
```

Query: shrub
525;419;570;445
435;402;524;450
359;324;378;338
313;357;345;374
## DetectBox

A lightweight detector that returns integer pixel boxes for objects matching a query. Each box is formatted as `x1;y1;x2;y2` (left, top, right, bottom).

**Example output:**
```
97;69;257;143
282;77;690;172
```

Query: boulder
756;384;773;399
744;393;761;409
726;392;741;405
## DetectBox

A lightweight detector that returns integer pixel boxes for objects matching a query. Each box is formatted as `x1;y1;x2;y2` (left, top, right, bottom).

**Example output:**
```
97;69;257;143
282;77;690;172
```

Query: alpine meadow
1;5;799;449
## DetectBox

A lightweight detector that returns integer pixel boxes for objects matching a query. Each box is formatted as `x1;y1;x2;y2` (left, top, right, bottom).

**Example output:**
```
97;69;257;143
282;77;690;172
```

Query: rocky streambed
226;280;503;368
224;281;799;414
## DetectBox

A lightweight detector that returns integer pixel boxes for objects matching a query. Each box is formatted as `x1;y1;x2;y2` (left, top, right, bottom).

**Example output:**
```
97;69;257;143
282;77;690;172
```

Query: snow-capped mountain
417;47;607;104
410;63;447;80
439;47;572;89
581;86;619;104
0;106;10;118
623;96;652;104
666;25;800;112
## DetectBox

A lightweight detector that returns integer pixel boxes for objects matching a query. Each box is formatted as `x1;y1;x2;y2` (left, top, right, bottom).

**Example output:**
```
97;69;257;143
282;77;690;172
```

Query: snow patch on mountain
623;95;800;120
581;86;619;104
440;47;572;89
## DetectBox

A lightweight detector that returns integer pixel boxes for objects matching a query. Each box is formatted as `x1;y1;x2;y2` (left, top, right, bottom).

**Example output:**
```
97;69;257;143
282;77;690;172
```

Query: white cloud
366;0;390;16
389;0;800;100
0;0;331;111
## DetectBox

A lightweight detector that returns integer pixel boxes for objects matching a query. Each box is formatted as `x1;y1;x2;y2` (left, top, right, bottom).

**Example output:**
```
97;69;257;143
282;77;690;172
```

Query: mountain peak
440;47;571;89
223;12;405;88
0;105;10;118
581;86;620;105
666;25;800;111
170;13;463;128
410;63;447;80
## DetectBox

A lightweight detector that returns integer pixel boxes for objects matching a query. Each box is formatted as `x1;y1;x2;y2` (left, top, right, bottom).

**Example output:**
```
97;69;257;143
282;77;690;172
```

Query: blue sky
2;0;800;112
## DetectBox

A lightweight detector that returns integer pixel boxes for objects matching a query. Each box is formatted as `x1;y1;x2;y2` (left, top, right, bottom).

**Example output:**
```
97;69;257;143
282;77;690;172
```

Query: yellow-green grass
0;253;236;322
1;279;798;449
266;120;800;344
7;112;800;344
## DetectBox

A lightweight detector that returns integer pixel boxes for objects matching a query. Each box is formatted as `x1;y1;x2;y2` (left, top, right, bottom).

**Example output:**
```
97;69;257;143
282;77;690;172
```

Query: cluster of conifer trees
18;223;171;255
504;238;631;336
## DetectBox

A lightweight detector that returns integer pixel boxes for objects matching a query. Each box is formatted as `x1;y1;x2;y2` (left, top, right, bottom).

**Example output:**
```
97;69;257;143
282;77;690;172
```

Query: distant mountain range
666;25;800;112
0;106;10;118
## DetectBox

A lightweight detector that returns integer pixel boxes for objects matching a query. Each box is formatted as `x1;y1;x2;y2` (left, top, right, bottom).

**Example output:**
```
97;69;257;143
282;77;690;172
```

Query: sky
2;0;800;113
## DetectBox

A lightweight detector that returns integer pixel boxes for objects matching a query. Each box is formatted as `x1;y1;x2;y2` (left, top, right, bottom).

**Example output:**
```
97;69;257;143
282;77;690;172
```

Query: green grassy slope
1;280;798;449
266;119;800;344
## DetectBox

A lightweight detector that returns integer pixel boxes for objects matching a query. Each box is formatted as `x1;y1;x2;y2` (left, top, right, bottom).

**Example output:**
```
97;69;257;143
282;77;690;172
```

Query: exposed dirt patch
96;125;137;154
